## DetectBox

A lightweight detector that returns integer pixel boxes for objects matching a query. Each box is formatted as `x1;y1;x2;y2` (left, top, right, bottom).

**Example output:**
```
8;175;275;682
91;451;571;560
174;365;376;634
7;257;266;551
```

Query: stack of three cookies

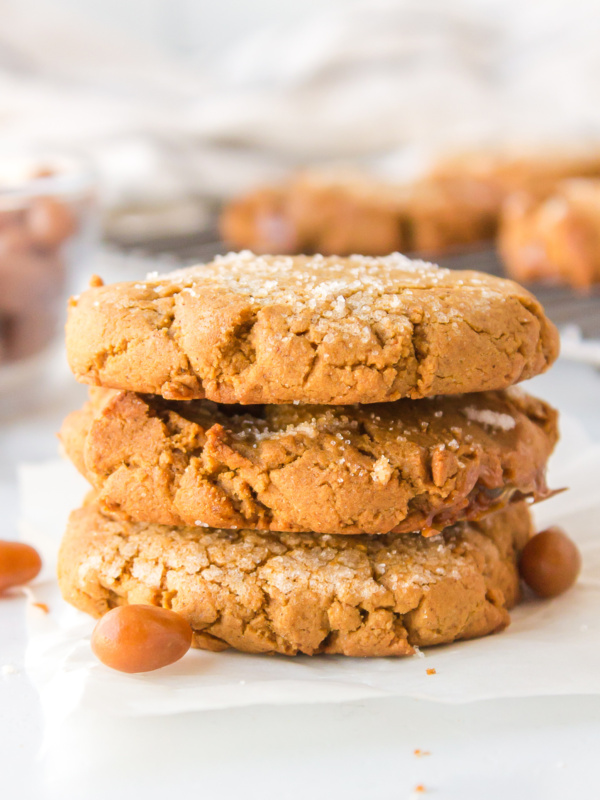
58;252;559;657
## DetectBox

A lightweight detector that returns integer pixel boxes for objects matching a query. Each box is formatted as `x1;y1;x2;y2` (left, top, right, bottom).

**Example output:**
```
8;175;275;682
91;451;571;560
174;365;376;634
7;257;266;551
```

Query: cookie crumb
89;274;104;288
32;602;49;613
414;749;431;757
426;668;436;675
372;455;393;486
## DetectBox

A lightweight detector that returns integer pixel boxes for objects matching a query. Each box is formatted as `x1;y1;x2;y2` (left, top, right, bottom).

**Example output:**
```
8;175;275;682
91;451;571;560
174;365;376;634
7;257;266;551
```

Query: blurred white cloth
1;0;600;233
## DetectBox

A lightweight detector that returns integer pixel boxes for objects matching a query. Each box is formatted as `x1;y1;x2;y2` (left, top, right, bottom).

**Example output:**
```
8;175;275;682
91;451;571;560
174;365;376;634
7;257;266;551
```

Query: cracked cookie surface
61;387;557;535
58;501;532;657
66;252;559;404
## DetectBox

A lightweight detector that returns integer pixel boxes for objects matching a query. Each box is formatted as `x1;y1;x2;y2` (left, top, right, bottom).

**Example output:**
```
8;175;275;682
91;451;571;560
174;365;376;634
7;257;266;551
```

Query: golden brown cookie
66;253;559;404
428;149;600;206
219;169;499;257
414;150;600;255
220;172;407;256
499;179;600;289
58;500;532;657
61;387;557;536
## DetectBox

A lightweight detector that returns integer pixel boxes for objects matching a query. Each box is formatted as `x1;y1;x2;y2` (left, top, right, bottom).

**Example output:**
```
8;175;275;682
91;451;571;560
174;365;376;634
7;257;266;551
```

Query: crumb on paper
21;588;49;612
413;646;425;659
426;668;437;675
414;749;431;757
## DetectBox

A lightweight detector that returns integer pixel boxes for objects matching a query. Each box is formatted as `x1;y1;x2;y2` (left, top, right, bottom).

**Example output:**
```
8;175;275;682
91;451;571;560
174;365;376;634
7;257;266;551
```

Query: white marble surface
2;356;600;798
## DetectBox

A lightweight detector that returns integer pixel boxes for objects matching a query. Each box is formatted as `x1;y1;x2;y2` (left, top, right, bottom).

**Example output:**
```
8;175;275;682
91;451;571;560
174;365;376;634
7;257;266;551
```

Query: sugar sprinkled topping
463;407;516;431
150;252;480;331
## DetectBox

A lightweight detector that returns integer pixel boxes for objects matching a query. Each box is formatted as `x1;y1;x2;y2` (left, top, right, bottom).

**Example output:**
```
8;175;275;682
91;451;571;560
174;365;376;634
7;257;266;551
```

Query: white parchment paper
21;411;600;721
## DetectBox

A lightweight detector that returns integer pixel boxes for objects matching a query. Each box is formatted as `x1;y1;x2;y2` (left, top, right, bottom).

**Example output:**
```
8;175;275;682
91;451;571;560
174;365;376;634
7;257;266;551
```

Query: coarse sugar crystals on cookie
58;501;533;658
66;252;559;404
60;386;558;535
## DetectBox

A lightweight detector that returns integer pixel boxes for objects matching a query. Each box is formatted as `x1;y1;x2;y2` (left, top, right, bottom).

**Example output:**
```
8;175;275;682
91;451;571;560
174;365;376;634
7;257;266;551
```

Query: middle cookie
61;387;558;536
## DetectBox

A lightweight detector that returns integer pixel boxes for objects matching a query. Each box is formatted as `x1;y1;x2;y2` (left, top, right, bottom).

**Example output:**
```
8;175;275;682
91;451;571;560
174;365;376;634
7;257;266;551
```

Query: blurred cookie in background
499;178;600;290
220;150;600;258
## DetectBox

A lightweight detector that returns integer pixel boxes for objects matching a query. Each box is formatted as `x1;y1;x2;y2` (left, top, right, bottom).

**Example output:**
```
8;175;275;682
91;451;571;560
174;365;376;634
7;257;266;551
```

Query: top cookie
66;252;559;405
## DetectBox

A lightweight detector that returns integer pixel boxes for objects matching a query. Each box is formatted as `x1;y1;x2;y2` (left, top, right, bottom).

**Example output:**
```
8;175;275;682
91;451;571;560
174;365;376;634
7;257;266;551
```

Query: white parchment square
20;408;600;722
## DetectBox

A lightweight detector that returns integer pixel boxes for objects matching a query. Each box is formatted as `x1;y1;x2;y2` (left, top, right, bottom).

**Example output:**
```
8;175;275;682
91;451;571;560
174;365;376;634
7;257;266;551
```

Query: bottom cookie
58;502;532;658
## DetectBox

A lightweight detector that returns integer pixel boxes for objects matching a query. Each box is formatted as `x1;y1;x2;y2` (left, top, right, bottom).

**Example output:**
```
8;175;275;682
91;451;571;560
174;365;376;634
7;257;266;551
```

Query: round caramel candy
91;605;193;673
519;527;581;598
0;541;42;594
27;196;76;249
